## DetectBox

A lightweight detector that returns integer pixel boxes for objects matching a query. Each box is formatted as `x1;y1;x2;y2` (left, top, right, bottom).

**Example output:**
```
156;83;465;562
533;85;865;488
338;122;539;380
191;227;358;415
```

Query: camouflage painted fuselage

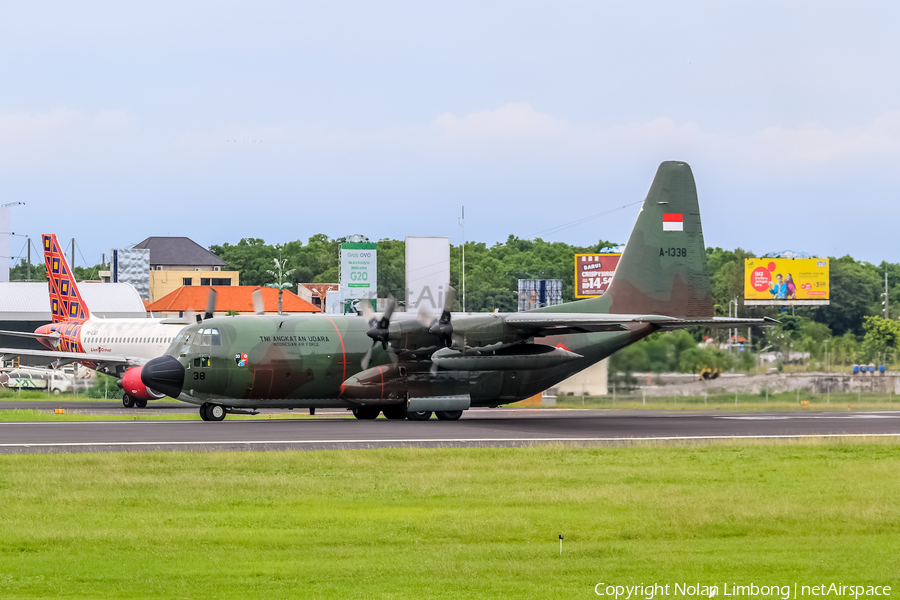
167;313;651;409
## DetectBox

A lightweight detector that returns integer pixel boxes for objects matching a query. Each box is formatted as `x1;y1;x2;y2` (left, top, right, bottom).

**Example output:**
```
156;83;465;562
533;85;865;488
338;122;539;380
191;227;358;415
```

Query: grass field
0;389;112;402
1;441;898;599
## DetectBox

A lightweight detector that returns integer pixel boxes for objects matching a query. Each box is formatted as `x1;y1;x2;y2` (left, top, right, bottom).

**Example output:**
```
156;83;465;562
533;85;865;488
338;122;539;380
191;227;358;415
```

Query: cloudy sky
1;1;898;268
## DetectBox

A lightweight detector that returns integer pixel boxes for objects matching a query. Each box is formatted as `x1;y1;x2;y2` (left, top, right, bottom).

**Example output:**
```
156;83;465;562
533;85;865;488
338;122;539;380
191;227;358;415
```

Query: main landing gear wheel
135;399;148;408
200;403;227;421
122;395;135;408
405;409;432;421
435;410;463;421
352;407;380;420
381;405;407;420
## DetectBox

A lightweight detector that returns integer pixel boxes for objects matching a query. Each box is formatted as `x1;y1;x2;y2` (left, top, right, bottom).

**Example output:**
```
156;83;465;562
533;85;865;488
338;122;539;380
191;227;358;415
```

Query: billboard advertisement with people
744;258;830;305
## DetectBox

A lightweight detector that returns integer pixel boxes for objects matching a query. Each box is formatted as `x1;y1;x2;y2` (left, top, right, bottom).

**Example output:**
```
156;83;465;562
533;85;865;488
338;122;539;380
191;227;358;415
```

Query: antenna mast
458;206;465;313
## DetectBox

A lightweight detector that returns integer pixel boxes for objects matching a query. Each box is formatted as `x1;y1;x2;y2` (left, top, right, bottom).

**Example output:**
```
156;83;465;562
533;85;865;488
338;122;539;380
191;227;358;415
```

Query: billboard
340;243;377;304
575;253;621;298
406;236;450;315
744;258;830;305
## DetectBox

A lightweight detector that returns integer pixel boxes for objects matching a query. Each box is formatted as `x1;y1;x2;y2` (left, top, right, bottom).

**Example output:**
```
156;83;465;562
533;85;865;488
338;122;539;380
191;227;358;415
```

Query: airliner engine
119;366;165;408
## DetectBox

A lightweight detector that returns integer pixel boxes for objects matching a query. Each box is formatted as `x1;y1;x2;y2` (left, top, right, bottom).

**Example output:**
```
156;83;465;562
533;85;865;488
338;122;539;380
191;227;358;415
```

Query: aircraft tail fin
42;234;91;323
541;161;714;318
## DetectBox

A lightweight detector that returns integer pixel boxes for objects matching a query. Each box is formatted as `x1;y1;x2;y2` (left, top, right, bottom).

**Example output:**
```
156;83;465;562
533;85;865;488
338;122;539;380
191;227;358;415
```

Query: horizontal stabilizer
0;329;61;342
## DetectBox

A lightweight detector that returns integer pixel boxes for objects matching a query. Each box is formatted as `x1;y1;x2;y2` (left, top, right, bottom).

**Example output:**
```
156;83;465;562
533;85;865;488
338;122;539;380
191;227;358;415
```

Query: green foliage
706;247;754;315
859;316;900;363
376;239;405;298
210;238;278;286
8;258;46;282
814;255;882;336
830;332;859;366
609;330;700;374
84;373;120;399
678;346;736;372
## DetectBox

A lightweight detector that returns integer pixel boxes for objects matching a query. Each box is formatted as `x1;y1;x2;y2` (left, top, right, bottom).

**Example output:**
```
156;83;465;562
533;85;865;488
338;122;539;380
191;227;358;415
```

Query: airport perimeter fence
548;387;900;410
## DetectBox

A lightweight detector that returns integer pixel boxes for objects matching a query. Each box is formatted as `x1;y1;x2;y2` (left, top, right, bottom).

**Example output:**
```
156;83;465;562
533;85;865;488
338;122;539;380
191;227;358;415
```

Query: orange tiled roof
147;286;321;313
299;283;339;298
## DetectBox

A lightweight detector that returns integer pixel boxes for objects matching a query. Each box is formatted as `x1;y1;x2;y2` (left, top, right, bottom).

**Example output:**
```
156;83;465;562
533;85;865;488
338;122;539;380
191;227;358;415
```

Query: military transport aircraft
141;161;772;421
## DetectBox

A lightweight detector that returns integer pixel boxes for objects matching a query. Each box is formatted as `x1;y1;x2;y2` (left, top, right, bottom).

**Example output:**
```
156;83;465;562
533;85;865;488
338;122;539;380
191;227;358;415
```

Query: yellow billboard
744;258;829;304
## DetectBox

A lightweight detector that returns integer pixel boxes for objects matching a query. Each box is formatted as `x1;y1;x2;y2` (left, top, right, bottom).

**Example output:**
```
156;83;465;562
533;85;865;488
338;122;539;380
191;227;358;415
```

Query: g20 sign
340;243;377;299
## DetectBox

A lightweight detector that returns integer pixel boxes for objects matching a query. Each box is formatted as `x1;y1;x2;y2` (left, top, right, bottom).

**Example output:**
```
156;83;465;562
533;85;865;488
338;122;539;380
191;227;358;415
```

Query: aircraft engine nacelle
430;344;583;371
121;366;166;401
342;365;408;402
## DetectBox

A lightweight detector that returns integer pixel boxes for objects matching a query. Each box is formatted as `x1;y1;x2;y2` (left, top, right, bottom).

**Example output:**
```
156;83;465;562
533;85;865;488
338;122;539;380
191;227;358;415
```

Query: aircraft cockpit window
192;328;222;347
193;328;221;346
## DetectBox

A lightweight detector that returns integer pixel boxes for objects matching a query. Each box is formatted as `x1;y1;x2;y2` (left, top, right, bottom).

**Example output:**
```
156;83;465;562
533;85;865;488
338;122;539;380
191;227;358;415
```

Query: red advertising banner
575;253;621;298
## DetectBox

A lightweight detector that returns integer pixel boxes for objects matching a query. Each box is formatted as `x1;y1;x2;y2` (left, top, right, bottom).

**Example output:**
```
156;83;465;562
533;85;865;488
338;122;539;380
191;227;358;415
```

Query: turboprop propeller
360;296;398;370
252;288;265;315
204;288;218;320
182;287;218;324
416;286;464;350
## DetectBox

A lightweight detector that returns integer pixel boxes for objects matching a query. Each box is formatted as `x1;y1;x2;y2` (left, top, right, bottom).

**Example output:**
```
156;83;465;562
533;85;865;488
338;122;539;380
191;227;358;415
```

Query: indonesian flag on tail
663;213;683;232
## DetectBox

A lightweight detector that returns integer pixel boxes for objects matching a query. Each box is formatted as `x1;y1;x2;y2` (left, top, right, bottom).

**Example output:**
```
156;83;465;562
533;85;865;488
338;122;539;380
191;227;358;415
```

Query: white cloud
749;111;900;167
432;102;572;141
424;105;900;174
0;107;136;171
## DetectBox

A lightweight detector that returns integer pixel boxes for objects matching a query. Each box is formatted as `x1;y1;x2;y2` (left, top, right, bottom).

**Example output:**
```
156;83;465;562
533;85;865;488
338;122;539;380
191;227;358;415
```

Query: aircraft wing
502;313;775;336
0;347;147;370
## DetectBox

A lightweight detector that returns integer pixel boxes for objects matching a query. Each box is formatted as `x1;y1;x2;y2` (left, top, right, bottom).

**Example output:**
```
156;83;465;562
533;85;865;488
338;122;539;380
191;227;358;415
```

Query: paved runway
1;406;899;453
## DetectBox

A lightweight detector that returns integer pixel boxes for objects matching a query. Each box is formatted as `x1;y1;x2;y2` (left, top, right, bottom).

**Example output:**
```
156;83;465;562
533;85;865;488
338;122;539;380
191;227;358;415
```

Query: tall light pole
458;206;465;313
0;202;25;283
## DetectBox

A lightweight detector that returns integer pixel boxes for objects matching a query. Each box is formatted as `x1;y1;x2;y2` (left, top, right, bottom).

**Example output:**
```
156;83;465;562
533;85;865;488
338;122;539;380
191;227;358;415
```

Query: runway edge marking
2;432;900;449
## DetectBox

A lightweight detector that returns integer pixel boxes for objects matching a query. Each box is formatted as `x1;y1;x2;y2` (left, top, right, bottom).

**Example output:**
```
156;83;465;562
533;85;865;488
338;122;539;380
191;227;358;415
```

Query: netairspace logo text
594;583;892;600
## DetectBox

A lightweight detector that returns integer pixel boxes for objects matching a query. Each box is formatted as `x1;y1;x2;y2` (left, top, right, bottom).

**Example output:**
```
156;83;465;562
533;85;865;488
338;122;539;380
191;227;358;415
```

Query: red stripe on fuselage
325;317;347;394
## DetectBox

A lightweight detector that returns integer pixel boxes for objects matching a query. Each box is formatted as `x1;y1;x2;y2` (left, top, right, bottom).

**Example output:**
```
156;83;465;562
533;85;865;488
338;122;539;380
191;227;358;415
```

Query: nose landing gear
200;403;227;421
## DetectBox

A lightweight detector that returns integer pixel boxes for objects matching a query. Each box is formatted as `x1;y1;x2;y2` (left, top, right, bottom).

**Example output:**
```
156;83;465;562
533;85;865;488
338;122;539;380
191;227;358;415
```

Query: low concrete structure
635;371;900;396
551;359;608;397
